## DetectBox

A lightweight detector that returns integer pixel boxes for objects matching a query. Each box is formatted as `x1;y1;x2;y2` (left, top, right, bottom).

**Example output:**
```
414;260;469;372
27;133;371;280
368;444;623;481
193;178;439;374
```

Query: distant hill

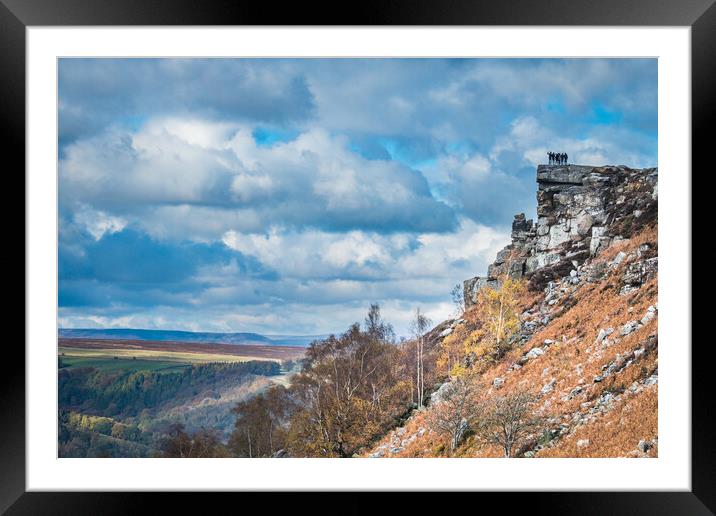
58;328;326;347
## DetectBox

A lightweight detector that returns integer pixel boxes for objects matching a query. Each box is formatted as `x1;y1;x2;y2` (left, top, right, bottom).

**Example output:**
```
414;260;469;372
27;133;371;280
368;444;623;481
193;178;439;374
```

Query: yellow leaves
450;362;468;378
476;278;525;355
436;278;526;378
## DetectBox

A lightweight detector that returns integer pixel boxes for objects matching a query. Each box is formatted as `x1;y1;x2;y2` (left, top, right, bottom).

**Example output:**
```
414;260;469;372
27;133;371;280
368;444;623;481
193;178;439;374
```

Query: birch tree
410;308;431;409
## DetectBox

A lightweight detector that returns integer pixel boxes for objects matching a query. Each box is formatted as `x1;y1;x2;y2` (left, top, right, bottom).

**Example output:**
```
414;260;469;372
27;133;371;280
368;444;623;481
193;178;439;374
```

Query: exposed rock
612;251;627;267
563;386;584;401
637;439;652;453
463;276;501;307
585;262;608;283
464;164;657;306
430;382;454;404
493;377;505;388
620;257;658;295
272;449;289;458
518;347;546;366
641;305;657;325
541;379;556;394
526;347;545;360
620;320;641;336
577;439;590;448
595;327;614;343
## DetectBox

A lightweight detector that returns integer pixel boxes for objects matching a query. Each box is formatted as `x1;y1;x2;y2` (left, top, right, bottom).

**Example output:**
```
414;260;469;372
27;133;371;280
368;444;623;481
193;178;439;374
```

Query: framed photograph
4;0;710;512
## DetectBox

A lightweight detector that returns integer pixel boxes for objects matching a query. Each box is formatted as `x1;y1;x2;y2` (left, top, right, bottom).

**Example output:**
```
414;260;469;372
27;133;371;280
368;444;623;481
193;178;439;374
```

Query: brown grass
366;223;658;458
537;386;658;457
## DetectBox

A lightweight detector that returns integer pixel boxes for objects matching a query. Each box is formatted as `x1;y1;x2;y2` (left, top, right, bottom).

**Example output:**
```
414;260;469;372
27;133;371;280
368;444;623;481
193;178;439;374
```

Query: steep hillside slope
365;164;658;458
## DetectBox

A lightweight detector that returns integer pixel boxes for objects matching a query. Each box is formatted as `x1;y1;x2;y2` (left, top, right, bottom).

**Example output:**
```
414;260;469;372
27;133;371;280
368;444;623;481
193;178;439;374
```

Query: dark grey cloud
59;58;315;149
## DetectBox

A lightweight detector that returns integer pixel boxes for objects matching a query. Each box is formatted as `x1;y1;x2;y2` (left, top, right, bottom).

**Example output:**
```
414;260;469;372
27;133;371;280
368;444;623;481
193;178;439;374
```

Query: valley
58;337;306;457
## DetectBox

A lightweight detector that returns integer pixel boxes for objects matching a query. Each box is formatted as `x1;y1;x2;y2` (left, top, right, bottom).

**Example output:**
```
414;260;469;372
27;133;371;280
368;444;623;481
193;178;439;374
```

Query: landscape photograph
58;57;658;459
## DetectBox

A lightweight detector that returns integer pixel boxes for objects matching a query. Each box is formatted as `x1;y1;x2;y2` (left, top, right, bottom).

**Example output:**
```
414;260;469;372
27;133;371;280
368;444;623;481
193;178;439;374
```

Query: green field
58;345;278;373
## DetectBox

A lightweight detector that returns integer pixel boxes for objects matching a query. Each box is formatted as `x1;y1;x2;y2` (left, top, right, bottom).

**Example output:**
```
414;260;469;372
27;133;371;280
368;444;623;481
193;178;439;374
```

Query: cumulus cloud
59;119;456;238
58;58;316;148
221;218;506;283
491;115;657;169
57;58;657;335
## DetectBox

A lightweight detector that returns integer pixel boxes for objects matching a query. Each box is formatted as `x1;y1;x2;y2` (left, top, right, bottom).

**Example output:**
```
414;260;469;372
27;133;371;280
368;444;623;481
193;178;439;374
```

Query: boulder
430;382;454;404
525;347;545;360
576;213;594;237
439;327;453;338
595;327;614;344
540;379;556;394
620;320;641;336
640;306;657;325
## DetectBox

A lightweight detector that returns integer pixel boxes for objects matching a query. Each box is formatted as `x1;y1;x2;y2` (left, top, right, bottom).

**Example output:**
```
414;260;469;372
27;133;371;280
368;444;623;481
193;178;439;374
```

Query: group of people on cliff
548;152;568;165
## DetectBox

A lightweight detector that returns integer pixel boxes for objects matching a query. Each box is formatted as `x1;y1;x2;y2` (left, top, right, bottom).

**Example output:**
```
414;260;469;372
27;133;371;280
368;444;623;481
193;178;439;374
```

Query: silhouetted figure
548;152;570;165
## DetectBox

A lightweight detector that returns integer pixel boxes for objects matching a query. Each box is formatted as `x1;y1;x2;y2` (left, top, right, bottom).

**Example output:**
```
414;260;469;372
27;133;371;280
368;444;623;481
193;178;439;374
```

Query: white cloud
221;217;508;288
73;206;127;240
60;119;455;240
58;58;656;336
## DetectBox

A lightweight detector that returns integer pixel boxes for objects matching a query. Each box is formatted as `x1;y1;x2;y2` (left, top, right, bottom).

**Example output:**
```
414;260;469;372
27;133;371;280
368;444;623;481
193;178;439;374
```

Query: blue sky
58;58;657;336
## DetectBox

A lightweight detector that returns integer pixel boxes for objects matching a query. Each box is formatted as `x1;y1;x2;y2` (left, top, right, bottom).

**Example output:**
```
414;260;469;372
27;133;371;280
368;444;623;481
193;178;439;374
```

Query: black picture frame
2;0;710;513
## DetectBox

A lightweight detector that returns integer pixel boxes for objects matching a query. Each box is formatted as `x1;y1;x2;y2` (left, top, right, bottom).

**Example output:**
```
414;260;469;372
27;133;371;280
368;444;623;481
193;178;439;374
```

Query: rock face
464;164;657;306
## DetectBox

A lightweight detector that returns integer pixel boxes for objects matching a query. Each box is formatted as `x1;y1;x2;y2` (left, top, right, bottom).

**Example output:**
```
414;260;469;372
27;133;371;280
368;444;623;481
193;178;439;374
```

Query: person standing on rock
548;151;553;164
565;152;568;164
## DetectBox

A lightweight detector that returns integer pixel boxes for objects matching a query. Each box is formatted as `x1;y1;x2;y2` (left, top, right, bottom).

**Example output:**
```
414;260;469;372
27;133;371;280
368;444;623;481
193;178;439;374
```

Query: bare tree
364;303;395;343
450;283;465;317
479;391;544;457
410;308;431;409
428;378;481;452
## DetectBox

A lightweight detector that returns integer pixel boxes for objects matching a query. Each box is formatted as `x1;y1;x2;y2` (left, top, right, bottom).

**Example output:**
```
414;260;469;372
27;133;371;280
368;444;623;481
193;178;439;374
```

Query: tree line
218;274;545;458
221;304;442;458
59;360;280;419
59;360;281;458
